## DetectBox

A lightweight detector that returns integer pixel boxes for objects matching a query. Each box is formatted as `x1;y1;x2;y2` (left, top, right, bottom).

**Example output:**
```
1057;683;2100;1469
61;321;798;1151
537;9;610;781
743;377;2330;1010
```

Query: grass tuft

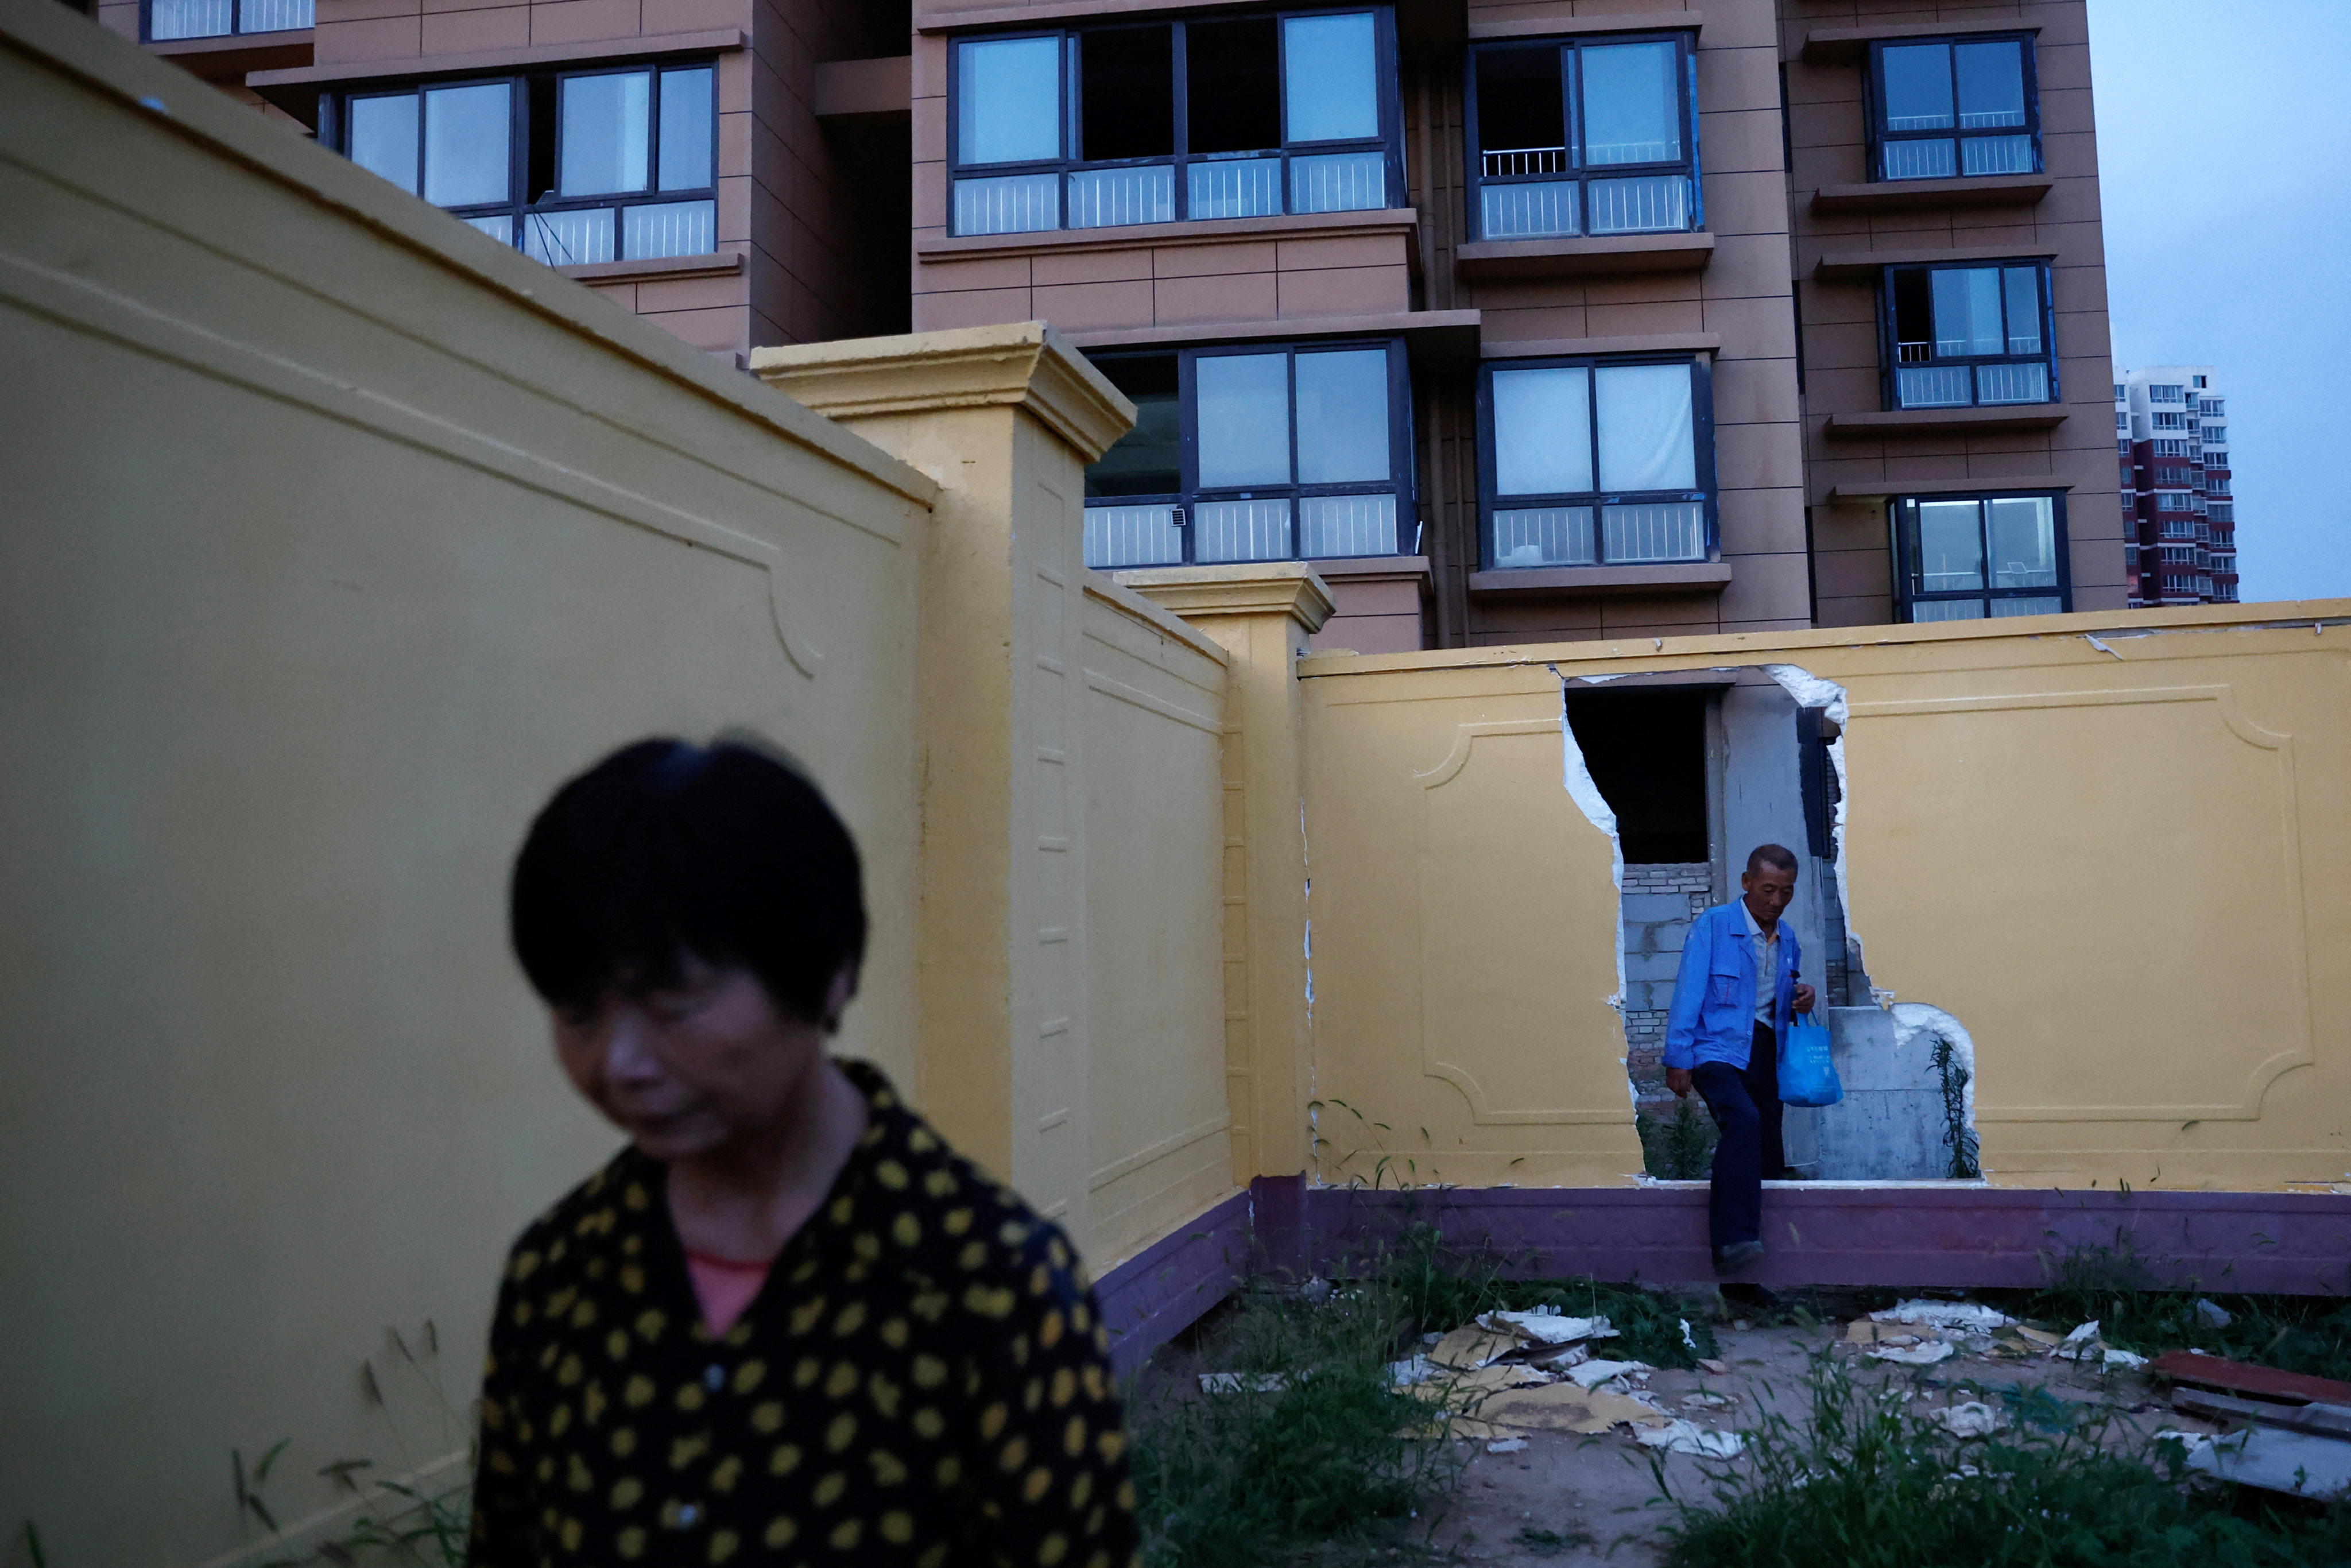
1129;1280;1463;1568
1378;1221;1719;1368
1652;1348;2351;1568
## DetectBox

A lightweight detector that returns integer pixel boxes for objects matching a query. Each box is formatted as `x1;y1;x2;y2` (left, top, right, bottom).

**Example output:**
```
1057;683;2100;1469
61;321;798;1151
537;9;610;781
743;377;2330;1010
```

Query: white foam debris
1636;1420;1744;1458
1478;1310;1618;1346
1872;1300;2013;1333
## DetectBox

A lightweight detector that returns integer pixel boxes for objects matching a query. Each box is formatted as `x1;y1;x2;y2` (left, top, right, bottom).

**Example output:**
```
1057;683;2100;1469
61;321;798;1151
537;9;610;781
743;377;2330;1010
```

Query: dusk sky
2087;0;2351;604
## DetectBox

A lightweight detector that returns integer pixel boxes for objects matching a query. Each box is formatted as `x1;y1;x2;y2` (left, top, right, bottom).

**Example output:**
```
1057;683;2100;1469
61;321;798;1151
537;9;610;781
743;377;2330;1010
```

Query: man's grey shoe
1714;1240;1766;1272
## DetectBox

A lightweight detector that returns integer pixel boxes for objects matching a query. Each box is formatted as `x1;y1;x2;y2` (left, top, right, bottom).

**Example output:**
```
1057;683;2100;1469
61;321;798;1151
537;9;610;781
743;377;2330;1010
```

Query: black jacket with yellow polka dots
468;1060;1142;1567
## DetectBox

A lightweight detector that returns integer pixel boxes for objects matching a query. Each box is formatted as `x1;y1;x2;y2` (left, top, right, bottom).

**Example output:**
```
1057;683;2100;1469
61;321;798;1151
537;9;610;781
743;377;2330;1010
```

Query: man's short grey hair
1746;843;1799;874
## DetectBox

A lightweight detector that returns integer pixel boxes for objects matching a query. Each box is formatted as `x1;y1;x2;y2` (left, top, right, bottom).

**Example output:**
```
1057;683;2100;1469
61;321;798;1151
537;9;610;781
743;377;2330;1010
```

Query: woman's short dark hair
509;737;866;1024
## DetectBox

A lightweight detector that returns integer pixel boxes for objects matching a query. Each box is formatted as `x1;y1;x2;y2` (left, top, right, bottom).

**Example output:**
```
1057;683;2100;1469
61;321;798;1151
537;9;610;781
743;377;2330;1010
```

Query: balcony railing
150;0;312;39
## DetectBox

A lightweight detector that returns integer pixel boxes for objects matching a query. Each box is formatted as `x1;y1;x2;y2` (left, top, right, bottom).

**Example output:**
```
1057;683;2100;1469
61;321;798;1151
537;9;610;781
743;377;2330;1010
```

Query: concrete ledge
1469;562;1732;595
556;251;742;287
752;320;1136;463
813;55;909;121
1826;473;2075;503
1470;9;1702;40
917;207;1417;261
1824;408;2069;439
1810;175;2053;215
1814;242;2057;282
1802;18;2038;64
1094;1190;1252;1375
1457;231;1713;280
1482;331;1721;361
1068;308;1479;371
147;28;311;80
1115;562;1337;632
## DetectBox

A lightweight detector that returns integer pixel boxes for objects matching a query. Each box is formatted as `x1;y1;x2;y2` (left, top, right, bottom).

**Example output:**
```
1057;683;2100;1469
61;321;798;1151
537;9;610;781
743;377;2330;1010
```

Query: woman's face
551;958;840;1163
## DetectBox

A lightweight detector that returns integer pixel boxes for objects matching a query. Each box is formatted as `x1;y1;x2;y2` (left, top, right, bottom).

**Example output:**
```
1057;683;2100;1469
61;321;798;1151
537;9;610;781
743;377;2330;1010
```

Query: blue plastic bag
1777;1012;1842;1107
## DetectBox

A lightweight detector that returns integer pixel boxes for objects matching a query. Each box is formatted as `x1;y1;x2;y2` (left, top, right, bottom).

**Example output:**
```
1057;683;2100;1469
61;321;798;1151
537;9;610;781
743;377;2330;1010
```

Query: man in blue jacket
1664;844;1816;1272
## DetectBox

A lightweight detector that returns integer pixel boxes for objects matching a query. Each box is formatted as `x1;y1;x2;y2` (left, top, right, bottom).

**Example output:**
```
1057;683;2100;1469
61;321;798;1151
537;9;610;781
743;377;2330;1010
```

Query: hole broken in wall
1554;665;1983;1184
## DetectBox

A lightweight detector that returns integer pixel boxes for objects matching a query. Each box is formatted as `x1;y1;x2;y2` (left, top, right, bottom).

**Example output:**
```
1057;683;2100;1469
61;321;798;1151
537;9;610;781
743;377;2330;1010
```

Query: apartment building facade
2116;365;2238;606
119;0;2125;648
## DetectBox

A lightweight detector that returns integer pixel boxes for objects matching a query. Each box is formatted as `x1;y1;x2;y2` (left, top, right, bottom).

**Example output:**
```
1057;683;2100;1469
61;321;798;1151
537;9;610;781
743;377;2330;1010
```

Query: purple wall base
1295;1183;2351;1296
1094;1190;1252;1377
1090;1181;2351;1376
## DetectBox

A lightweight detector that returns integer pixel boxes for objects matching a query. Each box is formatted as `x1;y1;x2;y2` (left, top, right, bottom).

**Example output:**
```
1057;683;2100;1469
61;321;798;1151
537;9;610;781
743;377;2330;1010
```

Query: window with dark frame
1477;355;1715;569
1080;340;1412;568
1464;31;1699;242
948;8;1401;237
1868;33;2040;181
327;61;718;266
1892;492;2069;622
1881;260;2055;409
145;0;310;41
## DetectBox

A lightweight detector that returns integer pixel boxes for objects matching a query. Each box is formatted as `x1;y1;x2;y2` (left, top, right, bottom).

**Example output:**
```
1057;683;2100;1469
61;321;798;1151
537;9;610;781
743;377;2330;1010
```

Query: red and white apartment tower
2116;365;2238;606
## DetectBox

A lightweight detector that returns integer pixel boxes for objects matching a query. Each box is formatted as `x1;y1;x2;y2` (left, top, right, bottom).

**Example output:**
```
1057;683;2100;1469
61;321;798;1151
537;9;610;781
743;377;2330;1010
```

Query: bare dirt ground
1428;1311;2198;1567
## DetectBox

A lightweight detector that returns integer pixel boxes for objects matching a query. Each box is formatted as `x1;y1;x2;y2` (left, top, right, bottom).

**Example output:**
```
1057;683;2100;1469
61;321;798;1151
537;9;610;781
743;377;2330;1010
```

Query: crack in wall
1548;665;1633;1108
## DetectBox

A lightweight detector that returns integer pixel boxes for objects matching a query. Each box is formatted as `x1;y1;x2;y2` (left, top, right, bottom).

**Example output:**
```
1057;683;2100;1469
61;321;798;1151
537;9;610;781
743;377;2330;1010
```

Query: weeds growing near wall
1128;1281;1462;1567
1928;1033;1980;1179
1377;1222;1718;1369
1652;1350;2351;1567
1637;1098;1721;1182
1993;1242;2351;1386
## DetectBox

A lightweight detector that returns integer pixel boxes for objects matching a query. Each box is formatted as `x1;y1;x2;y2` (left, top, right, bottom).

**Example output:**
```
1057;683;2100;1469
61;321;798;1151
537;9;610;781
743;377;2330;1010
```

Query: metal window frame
1877;258;2058;411
1889;489;2073;622
944;6;1403;237
141;0;313;42
321;60;722;261
1461;29;1703;242
1473;353;1719;570
1865;31;2042;181
1080;337;1415;565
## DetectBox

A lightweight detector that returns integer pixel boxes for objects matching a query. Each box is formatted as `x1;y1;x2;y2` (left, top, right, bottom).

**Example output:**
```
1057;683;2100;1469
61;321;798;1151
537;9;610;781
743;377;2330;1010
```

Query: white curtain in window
1283;13;1378;142
958;37;1061;165
1490;367;1590;497
1195;354;1291;489
560;73;650;197
1594;363;1695;493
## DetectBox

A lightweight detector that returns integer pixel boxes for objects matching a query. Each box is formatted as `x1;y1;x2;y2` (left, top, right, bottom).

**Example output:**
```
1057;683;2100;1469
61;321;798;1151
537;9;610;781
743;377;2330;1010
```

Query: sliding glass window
1082;341;1412;568
1869;34;2040;181
950;8;1400;237
1893;493;2069;621
1465;32;1698;241
330;61;718;264
1478;357;1715;568
1881;260;2056;409
146;0;312;41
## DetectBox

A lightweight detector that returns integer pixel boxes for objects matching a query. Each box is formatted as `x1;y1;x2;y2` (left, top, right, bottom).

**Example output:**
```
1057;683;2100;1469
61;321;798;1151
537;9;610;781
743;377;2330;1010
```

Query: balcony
1809;173;2053;216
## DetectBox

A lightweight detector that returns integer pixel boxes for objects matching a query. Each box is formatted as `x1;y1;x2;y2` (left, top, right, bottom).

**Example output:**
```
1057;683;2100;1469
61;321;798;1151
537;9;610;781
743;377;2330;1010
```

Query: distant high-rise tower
2115;366;2238;606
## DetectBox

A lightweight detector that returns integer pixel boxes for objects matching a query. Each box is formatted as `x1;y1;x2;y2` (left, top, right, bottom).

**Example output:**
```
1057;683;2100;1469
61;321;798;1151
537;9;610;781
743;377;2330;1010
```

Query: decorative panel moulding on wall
1826;473;2077;504
1466;562;1732;596
1455;233;1714;281
1809;175;2053;216
1800;19;2042;65
1811;243;2056;283
1823;408;2069;440
1066;309;1479;371
1482;331;1721;361
916;208;1418;261
1467;10;1703;41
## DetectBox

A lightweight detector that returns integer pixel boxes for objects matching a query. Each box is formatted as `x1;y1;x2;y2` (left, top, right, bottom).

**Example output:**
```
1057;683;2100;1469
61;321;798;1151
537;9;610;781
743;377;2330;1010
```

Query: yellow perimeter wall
0;7;1231;1562
1291;610;2351;1194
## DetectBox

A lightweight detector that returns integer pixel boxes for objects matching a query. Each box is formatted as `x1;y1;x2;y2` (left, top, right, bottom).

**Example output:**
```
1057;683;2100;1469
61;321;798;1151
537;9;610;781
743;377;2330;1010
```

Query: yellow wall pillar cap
1114;563;1337;634
749;322;1136;462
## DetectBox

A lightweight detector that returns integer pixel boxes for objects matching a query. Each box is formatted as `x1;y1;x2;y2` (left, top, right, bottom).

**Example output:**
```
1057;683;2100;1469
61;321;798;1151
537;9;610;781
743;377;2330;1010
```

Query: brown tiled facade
123;0;2122;644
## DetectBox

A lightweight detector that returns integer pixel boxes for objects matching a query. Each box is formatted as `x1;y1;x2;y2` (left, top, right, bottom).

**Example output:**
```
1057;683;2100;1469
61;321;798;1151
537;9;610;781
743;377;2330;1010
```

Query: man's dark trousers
1691;1022;1783;1259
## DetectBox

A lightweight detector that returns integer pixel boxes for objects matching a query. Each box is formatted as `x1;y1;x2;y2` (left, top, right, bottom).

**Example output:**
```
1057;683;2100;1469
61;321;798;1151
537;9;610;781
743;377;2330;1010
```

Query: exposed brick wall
1619;862;1715;1110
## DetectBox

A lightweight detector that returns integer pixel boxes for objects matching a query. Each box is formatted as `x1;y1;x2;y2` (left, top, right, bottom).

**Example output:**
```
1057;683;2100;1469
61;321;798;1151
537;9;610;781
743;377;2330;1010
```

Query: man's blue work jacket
1662;901;1802;1072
